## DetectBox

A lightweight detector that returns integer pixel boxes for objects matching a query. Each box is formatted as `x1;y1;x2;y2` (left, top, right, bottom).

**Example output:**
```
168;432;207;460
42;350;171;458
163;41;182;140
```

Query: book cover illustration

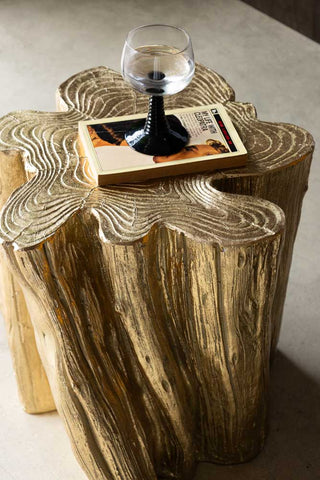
78;104;247;185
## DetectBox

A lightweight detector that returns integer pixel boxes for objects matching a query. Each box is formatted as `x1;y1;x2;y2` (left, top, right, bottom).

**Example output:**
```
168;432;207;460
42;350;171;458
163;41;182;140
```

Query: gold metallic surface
0;64;313;480
0;150;55;413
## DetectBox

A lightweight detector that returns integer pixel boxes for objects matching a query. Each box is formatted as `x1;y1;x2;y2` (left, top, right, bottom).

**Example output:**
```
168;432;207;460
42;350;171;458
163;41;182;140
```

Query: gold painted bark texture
0;150;55;413
4;198;284;479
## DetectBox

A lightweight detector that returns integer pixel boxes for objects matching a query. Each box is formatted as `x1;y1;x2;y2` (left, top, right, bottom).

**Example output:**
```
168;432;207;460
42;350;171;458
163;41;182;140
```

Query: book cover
78;103;247;185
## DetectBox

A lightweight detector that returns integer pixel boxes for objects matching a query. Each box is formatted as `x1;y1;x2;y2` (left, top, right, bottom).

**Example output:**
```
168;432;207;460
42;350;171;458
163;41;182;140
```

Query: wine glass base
125;115;189;156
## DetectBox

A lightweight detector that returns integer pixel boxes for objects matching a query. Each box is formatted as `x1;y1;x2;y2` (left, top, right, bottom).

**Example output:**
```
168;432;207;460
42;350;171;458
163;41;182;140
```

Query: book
78;103;247;186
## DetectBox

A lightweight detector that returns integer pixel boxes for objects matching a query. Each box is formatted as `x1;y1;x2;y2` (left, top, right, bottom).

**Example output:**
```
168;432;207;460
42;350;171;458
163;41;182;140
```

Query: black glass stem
125;95;189;156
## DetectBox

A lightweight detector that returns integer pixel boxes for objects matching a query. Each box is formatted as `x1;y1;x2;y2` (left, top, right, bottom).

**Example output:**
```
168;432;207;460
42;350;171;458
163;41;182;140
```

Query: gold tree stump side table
0;65;314;480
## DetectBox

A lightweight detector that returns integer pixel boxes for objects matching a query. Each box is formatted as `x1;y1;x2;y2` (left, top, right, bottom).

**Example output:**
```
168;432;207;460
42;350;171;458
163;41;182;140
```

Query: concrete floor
0;0;319;479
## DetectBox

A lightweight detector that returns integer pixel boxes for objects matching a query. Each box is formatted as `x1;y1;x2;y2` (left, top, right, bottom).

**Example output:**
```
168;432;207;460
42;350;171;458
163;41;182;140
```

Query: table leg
0;150;55;413
3;206;283;479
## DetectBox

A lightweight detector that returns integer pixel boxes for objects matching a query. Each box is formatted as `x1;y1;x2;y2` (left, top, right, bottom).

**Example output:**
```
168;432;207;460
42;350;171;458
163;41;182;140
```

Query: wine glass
121;24;195;156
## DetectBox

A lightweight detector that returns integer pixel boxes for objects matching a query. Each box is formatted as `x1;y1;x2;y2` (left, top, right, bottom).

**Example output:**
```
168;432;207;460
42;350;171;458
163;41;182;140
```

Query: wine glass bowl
122;25;195;96
121;24;195;156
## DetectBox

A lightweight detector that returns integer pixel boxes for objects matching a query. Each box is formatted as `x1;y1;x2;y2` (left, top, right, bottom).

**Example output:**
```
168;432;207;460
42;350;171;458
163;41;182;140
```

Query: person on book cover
88;124;129;147
88;123;229;163
153;139;229;163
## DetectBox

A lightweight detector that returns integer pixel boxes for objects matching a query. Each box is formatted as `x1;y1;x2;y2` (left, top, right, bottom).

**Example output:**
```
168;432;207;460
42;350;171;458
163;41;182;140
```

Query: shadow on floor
195;350;320;480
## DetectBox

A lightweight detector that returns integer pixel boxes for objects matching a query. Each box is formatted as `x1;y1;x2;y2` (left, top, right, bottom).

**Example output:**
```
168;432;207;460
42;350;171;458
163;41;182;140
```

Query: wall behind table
241;0;320;43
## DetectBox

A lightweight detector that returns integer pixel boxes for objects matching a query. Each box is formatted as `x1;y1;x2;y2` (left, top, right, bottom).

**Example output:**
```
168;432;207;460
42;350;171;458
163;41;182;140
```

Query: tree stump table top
0;64;314;480
0;64;313;249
